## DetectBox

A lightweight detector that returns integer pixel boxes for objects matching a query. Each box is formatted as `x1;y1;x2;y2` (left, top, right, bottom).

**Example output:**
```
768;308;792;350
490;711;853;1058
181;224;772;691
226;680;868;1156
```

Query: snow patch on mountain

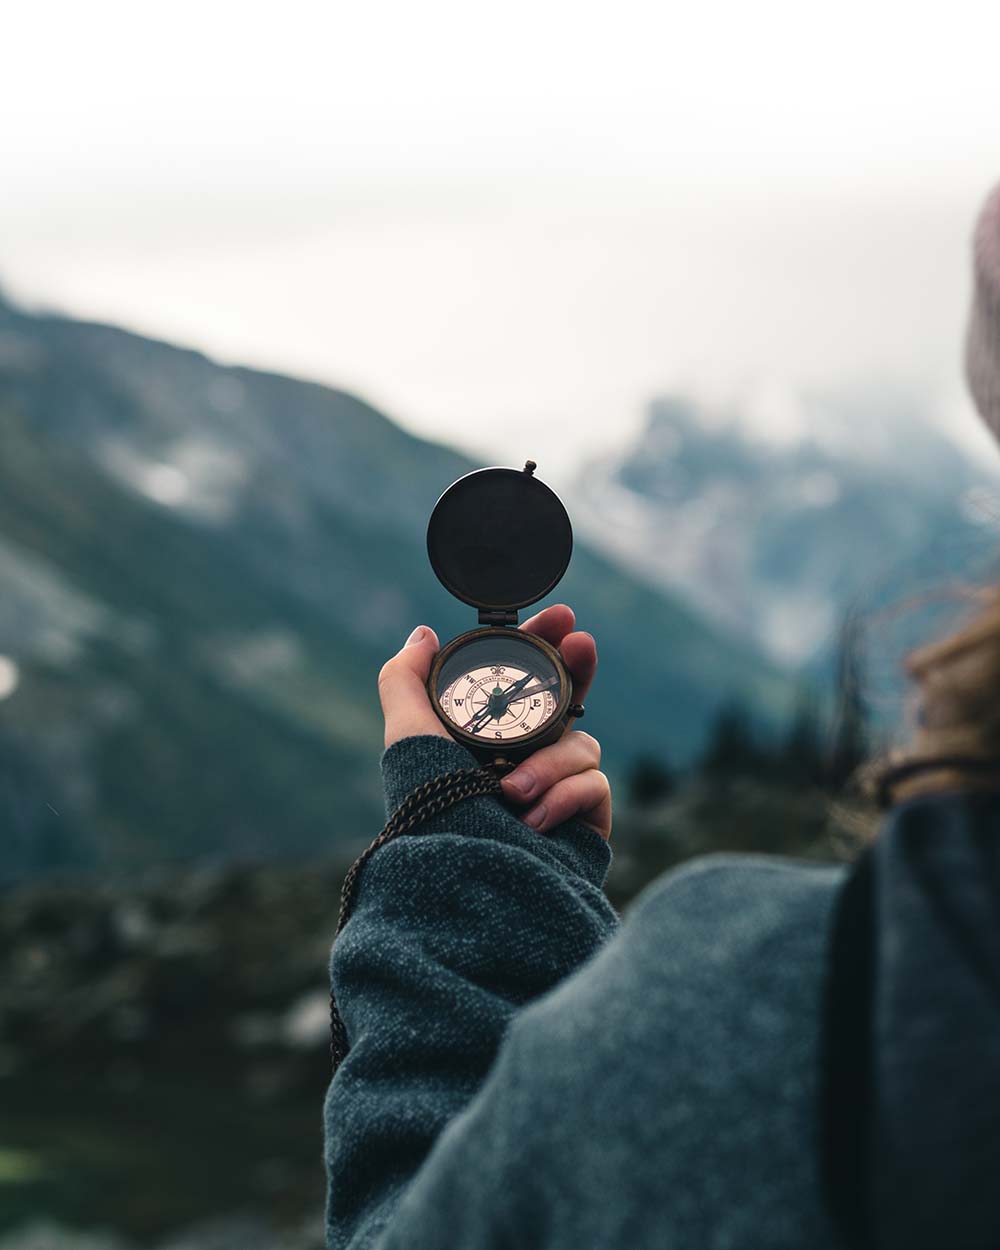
97;435;251;522
0;535;111;665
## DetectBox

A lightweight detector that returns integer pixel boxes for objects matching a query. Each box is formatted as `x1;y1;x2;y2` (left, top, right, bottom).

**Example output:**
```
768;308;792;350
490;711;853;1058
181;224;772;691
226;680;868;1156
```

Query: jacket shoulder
629;851;845;968
496;854;847;1246
516;852;845;1055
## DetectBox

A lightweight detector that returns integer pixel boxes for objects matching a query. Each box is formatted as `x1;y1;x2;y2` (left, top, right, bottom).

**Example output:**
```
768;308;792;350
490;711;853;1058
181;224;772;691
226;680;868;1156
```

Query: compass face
433;632;565;745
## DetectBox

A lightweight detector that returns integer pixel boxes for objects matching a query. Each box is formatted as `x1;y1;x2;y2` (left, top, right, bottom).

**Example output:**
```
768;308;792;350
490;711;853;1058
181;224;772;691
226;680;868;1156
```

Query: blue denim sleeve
323;734;619;1250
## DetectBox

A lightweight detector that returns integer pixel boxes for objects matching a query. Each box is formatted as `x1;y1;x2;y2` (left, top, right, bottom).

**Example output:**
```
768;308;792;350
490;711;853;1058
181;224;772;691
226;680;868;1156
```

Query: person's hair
869;586;1000;806
864;182;1000;810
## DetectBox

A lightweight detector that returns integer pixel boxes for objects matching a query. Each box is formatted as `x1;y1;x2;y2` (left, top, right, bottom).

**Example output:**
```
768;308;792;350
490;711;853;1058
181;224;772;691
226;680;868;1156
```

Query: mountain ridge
0;293;795;880
574;391;1000;670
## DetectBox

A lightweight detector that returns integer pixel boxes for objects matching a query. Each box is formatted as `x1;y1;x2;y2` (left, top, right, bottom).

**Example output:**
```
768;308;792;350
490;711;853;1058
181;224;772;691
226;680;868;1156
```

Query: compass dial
440;663;559;741
431;631;566;746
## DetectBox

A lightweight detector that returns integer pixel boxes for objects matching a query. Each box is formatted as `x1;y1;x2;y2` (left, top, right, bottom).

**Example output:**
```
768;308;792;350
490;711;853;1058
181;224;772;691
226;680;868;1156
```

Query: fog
4;1;999;476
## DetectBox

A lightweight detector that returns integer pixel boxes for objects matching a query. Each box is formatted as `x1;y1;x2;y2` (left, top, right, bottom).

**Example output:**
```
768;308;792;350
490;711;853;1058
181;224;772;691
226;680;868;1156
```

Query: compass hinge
478;609;519;627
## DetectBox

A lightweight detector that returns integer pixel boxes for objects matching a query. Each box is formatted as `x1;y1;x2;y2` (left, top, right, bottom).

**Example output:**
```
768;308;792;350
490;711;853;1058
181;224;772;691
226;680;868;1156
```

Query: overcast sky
4;1;1000;477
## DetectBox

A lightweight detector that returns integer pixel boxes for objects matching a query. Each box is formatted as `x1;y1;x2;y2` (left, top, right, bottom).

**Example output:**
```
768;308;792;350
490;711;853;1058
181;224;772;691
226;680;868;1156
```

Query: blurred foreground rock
0;858;351;1080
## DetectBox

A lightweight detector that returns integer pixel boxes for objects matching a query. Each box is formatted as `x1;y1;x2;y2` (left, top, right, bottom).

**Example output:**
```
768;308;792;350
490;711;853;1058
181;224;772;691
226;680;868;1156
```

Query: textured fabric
324;734;846;1249
967;180;1000;440
323;735;1000;1248
324;735;619;1249
818;790;1000;1250
818;843;876;1249
869;791;1000;1250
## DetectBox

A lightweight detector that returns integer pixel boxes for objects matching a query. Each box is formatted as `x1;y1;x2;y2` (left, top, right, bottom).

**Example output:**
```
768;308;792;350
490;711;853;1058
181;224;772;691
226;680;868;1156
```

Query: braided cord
329;764;504;1072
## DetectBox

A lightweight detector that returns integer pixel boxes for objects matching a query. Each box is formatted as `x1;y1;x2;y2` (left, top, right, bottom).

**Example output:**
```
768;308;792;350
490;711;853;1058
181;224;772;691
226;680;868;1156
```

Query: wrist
381;734;482;817
378;735;613;892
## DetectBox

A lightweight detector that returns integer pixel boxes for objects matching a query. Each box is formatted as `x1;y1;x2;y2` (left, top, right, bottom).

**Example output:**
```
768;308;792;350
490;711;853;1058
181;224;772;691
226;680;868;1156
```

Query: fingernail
503;769;535;800
523;804;546;829
405;626;426;647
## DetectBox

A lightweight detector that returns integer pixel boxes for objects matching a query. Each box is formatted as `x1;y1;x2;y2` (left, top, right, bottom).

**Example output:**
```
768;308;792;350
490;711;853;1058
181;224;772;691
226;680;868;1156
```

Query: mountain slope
0;294;794;879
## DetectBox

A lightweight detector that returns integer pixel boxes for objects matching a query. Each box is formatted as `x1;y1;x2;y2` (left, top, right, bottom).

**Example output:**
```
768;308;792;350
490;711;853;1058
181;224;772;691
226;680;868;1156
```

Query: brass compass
426;460;584;768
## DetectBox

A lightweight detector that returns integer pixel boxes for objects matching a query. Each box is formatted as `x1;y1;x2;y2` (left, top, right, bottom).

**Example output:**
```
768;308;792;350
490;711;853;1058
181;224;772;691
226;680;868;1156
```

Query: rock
281;990;330;1050
112;903;154;950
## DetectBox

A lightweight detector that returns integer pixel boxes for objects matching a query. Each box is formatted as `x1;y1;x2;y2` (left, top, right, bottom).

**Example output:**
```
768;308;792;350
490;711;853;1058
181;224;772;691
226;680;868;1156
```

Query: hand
376;604;610;841
377;624;452;748
500;727;610;842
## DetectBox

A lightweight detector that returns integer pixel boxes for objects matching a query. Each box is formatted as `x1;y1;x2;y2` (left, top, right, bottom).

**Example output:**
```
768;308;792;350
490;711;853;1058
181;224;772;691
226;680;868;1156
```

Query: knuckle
377;659;395;694
575;731;601;764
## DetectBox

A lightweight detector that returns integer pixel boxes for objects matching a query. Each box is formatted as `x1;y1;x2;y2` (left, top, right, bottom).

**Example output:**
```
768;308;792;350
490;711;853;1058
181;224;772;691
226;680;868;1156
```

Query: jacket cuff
381;734;483;814
379;734;613;892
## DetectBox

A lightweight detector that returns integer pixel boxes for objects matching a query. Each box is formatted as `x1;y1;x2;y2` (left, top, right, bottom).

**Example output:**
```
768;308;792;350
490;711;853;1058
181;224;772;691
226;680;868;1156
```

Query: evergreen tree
626;754;676;807
828;608;870;788
776;688;826;789
699;699;762;777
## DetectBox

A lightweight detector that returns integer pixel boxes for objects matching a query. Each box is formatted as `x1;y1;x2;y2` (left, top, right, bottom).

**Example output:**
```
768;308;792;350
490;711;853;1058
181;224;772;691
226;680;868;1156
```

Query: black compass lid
426;462;573;612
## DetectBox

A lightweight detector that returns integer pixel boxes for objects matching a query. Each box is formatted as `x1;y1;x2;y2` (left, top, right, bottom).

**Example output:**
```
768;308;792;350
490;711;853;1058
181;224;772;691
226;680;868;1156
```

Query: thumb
378;625;451;749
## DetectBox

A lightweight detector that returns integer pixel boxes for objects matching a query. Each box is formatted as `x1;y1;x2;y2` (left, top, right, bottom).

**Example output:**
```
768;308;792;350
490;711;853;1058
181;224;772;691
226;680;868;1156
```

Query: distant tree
626;754;676;807
827;609;870;789
775;688;826;789
699;699;763;777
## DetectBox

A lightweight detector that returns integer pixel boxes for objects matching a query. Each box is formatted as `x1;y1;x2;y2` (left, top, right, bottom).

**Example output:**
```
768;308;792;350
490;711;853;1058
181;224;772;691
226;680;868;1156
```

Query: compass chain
329;764;504;1072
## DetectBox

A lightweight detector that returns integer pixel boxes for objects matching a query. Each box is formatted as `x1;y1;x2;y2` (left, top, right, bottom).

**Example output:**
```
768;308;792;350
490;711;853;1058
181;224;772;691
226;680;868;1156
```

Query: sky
3;0;1000;480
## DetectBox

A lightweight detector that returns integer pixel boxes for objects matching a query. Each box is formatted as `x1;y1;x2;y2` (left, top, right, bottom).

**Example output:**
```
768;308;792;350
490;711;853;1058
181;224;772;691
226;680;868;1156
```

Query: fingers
378;623;611;837
558;629;597;707
519;603;597;708
521;769;612;841
501;729;611;841
519;603;575;645
501;731;601;806
378;625;451;749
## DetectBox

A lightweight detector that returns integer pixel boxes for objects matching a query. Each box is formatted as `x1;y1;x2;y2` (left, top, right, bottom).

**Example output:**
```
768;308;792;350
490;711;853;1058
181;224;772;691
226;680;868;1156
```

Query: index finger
519;604;596;708
519;603;576;646
558;630;597;707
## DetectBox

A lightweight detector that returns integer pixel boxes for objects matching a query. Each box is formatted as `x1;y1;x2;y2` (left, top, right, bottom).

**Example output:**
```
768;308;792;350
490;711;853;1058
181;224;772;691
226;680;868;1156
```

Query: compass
426;460;584;768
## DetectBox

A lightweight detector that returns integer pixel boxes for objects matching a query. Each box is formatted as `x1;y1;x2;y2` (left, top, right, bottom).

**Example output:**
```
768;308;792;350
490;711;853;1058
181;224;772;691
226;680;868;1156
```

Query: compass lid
426;462;573;613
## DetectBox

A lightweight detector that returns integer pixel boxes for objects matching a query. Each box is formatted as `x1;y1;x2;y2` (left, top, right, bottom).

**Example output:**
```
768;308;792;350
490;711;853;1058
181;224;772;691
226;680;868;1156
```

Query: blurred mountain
0;292;794;879
574;392;1000;670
